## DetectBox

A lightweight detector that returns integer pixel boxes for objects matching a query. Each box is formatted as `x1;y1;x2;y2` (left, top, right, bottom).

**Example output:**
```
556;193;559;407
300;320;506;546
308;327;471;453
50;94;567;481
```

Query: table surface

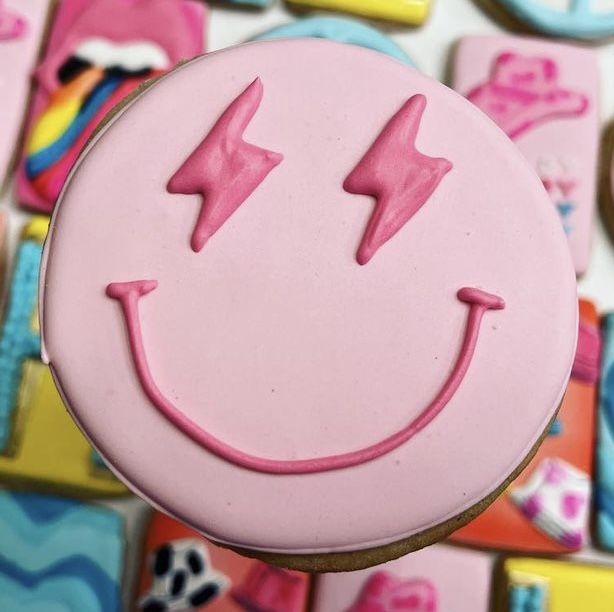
2;0;614;604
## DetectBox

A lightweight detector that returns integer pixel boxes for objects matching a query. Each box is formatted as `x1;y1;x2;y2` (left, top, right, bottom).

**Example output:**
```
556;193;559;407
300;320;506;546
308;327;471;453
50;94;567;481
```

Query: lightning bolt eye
344;94;453;265
167;78;283;253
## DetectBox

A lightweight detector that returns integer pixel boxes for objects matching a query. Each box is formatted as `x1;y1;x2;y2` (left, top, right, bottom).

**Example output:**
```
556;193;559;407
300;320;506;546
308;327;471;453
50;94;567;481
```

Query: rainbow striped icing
0;491;124;611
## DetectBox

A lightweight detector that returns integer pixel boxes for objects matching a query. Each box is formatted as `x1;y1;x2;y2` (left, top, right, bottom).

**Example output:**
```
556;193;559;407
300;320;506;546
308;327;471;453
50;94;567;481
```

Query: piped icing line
344;94;452;265
106;281;504;474
167;77;283;253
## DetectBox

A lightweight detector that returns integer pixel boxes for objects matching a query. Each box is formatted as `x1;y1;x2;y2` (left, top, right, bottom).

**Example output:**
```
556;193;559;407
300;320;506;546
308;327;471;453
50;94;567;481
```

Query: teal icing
0;239;43;452
0;492;123;612
596;314;614;550
497;0;614;40
508;583;547;611
252;16;414;66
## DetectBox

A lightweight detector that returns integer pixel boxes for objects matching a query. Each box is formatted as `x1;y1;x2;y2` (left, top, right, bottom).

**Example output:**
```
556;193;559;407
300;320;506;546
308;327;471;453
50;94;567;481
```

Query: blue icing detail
497;0;614;40
11;492;81;524
252;16;414;66
0;492;123;612
548;418;562;436
509;584;546;612
597;314;614;549
90;451;108;470
0;239;43;452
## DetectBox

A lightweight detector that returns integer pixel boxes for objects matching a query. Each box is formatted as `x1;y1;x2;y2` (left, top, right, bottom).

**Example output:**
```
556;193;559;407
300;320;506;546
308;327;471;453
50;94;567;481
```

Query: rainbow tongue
25;59;155;205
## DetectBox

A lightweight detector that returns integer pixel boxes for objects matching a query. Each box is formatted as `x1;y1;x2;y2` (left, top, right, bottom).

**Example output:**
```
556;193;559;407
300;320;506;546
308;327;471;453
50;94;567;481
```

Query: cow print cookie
40;39;577;571
136;512;309;611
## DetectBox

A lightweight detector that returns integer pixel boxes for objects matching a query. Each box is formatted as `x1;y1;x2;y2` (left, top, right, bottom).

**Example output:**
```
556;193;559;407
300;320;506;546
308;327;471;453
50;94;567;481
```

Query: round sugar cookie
41;39;577;571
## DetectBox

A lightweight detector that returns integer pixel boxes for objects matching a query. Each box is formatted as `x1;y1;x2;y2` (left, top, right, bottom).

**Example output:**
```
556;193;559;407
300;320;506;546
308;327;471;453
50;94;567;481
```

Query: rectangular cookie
0;0;51;188
501;557;614;612
313;544;492;612
452;35;600;275
0;490;124;611
0;218;128;496
450;299;599;553
15;0;206;213
284;0;431;26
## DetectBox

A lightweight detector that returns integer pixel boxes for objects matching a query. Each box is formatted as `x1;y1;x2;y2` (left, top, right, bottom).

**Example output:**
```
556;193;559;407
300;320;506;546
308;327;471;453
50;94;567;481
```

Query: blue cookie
0;491;124;611
496;0;614;40
252;16;414;66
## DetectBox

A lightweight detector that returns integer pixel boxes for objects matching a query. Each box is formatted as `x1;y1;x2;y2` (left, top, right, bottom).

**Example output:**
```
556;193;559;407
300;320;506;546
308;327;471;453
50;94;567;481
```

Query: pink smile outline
106;281;505;474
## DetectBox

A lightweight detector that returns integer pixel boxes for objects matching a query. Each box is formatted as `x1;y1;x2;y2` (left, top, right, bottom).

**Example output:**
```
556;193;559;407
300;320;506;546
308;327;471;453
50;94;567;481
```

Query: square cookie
0;0;51;187
451;299;599;553
15;0;206;213
500;557;614;612
284;0;431;26
0;218;128;496
453;36;599;275
312;544;493;612
0;491;124;611
136;512;311;612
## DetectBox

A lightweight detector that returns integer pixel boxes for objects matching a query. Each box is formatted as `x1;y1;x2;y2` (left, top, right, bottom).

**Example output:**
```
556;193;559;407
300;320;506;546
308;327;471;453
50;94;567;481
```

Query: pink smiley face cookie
40;40;577;571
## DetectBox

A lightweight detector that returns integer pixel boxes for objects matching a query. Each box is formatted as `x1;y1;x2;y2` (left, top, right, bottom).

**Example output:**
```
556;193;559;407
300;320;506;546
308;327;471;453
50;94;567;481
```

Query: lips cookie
15;0;206;213
40;39;577;571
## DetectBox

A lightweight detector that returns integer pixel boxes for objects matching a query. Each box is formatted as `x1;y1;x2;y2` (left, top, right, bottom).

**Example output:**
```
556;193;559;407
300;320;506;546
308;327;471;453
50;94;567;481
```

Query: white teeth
75;37;170;73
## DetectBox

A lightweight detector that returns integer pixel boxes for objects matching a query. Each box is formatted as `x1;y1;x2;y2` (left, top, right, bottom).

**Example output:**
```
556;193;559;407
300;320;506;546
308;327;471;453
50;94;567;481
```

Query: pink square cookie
313;544;493;612
453;36;599;276
0;0;50;187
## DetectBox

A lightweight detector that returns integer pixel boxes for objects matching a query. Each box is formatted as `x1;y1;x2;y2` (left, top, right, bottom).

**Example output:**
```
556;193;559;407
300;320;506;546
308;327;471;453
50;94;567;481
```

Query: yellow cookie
285;0;431;26
503;558;614;612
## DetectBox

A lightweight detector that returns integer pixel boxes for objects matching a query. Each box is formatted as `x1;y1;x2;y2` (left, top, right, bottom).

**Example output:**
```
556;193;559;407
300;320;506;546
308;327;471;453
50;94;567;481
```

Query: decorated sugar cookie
284;0;431;26
137;512;310;612
596;312;614;549
453;36;599;276
501;557;614;612
15;0;206;213
0;218;128;496
313;544;492;612
0;0;50;187
494;0;614;40
252;17;414;66
0;491;124;612
41;39;577;570
451;300;598;553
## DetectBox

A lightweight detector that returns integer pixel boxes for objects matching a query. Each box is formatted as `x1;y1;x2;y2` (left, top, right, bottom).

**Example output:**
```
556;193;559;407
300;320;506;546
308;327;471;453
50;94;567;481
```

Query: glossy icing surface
16;0;206;212
454;36;600;276
313;544;492;612
252;16;414;66
41;40;577;554
0;0;49;185
284;0;431;25
0;491;124;612
495;0;614;40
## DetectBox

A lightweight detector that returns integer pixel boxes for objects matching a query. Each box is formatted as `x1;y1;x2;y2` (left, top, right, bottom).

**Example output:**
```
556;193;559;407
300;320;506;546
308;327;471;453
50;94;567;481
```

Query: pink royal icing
168;78;283;253
344;94;452;265
41;40;577;556
106;281;503;474
466;51;588;140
